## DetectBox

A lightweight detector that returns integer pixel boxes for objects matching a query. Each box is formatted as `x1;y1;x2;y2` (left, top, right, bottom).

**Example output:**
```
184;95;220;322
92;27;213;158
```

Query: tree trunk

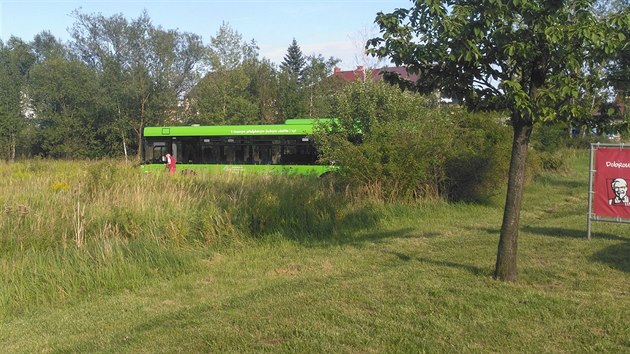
122;131;128;163
117;106;129;163
136;95;148;160
494;116;533;281
9;133;16;163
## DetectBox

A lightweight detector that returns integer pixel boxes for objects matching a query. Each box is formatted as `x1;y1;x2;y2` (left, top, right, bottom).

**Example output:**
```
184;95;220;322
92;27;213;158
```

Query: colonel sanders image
609;177;630;206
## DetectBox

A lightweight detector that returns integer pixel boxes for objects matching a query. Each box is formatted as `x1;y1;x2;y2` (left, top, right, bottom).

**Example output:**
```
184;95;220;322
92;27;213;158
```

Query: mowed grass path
1;152;629;353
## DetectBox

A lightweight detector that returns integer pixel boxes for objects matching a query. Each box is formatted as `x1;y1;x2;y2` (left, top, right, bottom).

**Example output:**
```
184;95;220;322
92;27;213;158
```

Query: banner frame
587;142;630;239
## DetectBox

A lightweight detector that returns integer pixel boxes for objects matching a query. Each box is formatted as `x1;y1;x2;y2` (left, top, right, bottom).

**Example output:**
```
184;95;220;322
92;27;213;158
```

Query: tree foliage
69;10;205;158
29;57;106;158
0;9;354;159
314;81;512;201
368;0;630;281
208;21;259;71
188;68;259;125
280;38;306;81
302;54;342;117
0;37;34;161
277;39;308;119
186;24;274;125
601;0;630;124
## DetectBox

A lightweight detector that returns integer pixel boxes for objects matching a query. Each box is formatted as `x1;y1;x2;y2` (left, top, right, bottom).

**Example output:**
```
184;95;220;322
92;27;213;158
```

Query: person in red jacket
164;153;176;174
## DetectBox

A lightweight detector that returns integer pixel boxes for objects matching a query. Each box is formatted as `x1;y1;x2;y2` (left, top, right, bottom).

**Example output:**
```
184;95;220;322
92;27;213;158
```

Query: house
332;65;457;104
332;65;418;83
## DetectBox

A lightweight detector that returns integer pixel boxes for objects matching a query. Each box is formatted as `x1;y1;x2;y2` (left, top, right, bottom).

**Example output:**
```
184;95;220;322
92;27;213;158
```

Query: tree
349;25;387;70
280;38;306;82
188;68;259;125
302;54;341;117
0;37;35;161
602;1;630;125
368;0;629;281
278;69;306;119
242;57;280;123
278;39;308;119
208;22;259;71
30;31;67;62
69;10;205;158
29;56;105;158
186;23;266;124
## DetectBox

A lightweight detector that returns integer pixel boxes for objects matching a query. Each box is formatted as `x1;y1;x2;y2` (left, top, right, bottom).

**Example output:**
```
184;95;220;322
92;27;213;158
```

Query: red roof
333;66;418;83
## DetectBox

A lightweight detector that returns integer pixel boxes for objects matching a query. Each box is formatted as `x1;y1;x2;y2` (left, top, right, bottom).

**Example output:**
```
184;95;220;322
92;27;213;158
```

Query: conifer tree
280;38;306;83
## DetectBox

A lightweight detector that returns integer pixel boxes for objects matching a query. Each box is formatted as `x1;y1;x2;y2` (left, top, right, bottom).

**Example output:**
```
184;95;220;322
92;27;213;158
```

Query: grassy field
0;151;629;353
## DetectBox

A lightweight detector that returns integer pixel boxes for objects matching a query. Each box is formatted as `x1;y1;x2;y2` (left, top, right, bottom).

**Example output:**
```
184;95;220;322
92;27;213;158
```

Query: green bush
442;111;512;202
531;122;569;153
315;81;449;201
315;81;514;202
529;122;600;172
538;150;565;171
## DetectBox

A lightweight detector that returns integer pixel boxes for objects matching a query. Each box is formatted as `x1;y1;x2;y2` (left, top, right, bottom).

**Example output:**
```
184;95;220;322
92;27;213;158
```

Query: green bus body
141;119;334;176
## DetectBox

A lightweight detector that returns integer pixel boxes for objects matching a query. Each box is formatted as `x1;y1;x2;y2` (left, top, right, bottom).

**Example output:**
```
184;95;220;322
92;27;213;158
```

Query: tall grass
0;160;377;317
1;151;629;352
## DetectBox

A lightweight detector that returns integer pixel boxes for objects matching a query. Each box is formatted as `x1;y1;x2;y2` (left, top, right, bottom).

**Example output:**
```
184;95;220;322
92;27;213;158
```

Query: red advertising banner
592;147;630;219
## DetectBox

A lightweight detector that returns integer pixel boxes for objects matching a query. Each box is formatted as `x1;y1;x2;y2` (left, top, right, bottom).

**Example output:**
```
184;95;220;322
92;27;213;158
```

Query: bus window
235;145;245;163
282;138;297;164
201;138;218;163
181;137;200;163
252;145;264;164
147;141;168;163
271;142;281;164
246;145;254;163
224;145;235;163
173;141;181;164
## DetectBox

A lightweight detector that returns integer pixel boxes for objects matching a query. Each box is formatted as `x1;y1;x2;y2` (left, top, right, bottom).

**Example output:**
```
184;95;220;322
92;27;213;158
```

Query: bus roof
143;119;335;137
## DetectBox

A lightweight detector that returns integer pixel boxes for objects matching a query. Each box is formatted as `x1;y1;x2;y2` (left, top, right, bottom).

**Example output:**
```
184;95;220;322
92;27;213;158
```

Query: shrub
314;81;450;201
531;121;570;153
315;81;514;202
442;111;512;201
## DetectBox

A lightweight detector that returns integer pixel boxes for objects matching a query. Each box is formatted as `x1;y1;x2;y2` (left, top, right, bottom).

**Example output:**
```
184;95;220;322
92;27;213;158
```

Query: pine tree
280;39;306;83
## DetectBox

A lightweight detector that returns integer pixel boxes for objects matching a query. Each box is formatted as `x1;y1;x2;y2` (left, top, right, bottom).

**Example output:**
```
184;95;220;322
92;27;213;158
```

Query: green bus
141;118;334;175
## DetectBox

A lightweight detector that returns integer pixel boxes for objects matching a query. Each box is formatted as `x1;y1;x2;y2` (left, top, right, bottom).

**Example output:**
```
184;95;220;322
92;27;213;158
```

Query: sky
0;0;411;70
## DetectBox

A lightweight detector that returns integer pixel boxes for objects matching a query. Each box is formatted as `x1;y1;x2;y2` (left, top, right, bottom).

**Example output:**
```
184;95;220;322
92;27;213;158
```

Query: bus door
144;140;169;163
